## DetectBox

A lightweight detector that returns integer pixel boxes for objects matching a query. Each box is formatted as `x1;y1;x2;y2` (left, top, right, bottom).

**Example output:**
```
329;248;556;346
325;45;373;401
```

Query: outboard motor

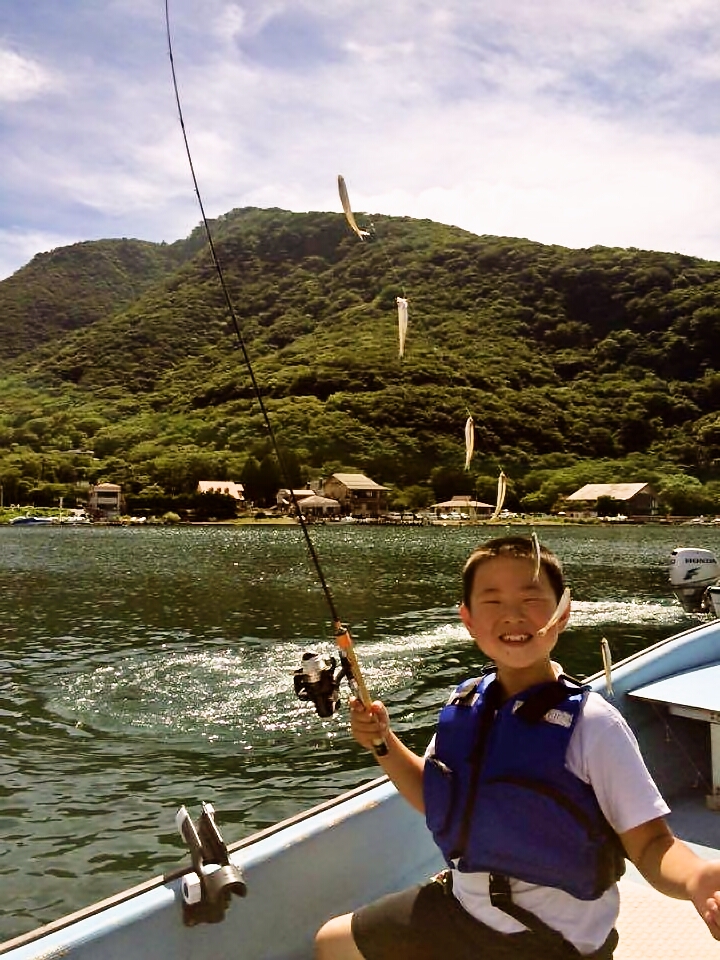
668;547;720;613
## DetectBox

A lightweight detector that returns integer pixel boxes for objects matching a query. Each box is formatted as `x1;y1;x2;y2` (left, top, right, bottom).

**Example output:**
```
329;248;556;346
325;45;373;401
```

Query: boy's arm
620;817;720;939
349;698;426;813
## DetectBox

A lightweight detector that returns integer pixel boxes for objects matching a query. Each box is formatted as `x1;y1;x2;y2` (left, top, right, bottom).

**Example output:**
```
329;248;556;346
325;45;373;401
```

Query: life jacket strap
489;873;583;958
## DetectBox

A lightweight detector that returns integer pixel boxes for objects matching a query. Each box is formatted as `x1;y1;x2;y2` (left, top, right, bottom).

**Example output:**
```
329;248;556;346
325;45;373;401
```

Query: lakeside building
88;482;124;520
322;473;388;517
276;488;319;511
296;494;341;517
431;496;495;518
564;482;658;518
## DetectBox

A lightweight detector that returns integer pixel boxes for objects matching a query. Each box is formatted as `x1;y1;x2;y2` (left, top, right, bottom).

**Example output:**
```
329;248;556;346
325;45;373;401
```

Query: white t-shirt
433;691;670;954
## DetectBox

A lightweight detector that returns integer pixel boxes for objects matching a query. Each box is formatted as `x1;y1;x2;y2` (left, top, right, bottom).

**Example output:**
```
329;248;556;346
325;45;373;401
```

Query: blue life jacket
423;672;625;900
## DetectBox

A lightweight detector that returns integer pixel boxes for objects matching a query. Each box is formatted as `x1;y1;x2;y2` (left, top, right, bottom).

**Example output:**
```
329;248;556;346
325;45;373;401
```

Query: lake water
0;522;717;940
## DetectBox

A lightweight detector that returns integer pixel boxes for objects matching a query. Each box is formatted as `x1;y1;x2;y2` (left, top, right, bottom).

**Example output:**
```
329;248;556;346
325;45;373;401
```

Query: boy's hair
462;536;565;607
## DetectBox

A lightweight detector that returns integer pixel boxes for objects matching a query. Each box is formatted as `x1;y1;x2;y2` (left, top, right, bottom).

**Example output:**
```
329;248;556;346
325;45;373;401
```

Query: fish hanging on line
338;175;370;240
397;297;409;358
490;470;507;520
337;175;408;356
464;416;474;470
531;531;541;581
536;587;571;638
601;637;614;697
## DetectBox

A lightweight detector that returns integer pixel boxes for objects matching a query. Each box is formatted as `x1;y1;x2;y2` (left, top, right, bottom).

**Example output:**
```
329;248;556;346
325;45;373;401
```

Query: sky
2;0;720;280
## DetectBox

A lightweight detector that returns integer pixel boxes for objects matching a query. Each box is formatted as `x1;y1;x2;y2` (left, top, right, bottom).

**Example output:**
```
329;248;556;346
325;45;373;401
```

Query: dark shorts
351;877;617;960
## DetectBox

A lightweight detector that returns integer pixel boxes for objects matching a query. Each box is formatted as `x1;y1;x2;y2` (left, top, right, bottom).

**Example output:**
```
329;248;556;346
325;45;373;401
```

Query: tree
520;488;556;513
276;446;303;489
151;454;192;495
257;455;282;506
430;465;469;504
192;491;238;520
404;484;434;510
657;475;709;516
0;468;22;504
240;457;262;504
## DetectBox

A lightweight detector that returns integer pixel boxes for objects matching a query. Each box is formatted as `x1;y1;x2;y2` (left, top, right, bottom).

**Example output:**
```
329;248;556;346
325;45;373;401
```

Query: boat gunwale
0;774;390;954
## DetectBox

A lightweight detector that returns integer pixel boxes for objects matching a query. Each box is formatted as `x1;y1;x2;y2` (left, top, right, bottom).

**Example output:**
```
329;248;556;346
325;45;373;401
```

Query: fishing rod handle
335;626;389;758
345;646;389;758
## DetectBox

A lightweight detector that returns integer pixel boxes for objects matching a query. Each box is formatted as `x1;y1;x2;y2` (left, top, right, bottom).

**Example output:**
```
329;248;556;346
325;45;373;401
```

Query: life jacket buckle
488;872;512;907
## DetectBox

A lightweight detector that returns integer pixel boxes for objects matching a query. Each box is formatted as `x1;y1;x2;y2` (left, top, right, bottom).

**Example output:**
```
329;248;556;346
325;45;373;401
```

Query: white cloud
2;0;720;279
322;101;720;258
213;3;247;43
0;228;80;279
0;47;55;102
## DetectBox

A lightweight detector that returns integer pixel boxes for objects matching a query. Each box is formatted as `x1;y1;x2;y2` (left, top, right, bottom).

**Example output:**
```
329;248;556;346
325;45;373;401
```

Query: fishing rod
163;1;387;756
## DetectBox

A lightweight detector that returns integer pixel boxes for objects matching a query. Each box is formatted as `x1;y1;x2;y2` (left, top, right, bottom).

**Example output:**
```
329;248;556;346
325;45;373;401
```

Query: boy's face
459;554;569;677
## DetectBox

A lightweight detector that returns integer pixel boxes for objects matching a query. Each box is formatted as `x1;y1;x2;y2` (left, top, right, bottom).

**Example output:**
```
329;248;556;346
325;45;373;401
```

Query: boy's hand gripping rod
334;621;388;757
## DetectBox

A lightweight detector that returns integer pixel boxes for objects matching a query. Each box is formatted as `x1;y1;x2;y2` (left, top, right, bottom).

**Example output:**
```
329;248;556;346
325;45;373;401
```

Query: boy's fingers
350;697;385;718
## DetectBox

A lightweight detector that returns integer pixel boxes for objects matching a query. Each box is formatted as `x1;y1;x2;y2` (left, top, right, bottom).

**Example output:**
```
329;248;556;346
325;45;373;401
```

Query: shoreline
1;515;715;528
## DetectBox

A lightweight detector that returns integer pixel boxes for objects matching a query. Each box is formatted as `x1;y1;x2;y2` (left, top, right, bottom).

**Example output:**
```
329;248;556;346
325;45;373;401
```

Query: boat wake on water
42;618;458;745
570;598;691;627
42;598;690;747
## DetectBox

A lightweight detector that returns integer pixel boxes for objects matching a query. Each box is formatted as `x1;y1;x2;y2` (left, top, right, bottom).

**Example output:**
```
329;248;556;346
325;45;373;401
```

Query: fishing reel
294;651;353;718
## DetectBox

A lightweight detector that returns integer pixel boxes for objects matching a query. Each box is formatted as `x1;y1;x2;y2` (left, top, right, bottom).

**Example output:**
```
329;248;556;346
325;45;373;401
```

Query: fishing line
163;4;331;608
338;175;406;299
338;175;410;363
163;2;386;753
368;221;407;301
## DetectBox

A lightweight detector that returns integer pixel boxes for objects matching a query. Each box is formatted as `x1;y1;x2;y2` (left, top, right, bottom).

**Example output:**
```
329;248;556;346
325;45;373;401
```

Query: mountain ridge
2;207;720;513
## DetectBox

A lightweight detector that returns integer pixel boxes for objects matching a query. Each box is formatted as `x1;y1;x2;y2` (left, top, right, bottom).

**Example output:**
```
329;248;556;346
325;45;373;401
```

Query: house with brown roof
431;496;495;517
322;473;388;517
564;483;658;517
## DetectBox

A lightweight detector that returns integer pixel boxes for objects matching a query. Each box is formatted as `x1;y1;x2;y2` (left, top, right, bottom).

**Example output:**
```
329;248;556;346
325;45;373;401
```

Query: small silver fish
490;470;507;520
531;531;541;581
536;587;571;637
464;416;474;470
338;175;370;240
601;637;614;697
397;297;409;359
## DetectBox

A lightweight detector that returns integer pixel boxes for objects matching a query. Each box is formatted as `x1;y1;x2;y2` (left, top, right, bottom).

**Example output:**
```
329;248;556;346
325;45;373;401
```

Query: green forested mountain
2;206;720;514
0;238;189;360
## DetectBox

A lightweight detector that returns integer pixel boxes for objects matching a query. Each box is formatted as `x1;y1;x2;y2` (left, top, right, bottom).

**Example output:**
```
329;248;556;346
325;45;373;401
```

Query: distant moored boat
8;515;54;525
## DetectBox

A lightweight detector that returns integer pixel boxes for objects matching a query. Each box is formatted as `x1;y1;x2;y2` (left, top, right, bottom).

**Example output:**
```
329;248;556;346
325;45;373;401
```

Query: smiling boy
314;536;720;959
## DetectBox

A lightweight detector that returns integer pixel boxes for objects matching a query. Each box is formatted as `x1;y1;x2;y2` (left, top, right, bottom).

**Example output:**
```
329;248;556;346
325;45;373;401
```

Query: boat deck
616;876;717;958
615;654;720;953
